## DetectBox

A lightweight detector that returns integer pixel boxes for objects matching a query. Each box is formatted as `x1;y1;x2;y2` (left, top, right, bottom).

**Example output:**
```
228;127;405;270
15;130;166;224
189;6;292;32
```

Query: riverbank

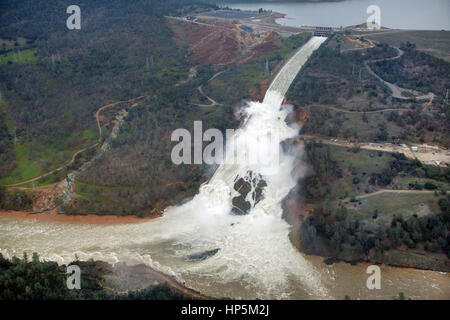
0;252;208;300
0;209;160;225
283;196;450;273
104;261;208;299
0;210;211;299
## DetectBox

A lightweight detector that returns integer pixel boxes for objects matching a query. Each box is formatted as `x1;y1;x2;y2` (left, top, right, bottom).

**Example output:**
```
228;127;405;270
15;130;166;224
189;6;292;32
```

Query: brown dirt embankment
105;262;208;299
0;209;160;225
167;18;279;66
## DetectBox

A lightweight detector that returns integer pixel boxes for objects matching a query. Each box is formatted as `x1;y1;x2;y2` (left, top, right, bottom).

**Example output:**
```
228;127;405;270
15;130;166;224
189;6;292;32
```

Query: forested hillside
72;78;236;216
0;0;240;215
287;36;450;145
370;42;450;96
0;0;214;182
0;253;191;300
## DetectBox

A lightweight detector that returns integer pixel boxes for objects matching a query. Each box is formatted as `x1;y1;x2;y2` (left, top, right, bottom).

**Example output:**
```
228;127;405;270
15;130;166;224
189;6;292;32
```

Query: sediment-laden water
1;37;448;299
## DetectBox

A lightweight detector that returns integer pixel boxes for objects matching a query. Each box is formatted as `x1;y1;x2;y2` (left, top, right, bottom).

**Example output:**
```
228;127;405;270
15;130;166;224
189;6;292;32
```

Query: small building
313;26;333;37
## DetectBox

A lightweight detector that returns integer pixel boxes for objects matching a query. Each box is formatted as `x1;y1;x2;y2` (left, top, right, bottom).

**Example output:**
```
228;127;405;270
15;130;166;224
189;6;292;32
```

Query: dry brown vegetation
167;18;279;66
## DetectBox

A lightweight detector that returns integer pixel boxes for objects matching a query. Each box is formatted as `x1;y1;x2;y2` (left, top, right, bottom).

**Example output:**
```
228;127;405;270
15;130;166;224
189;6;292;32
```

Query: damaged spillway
2;36;448;300
0;37;330;299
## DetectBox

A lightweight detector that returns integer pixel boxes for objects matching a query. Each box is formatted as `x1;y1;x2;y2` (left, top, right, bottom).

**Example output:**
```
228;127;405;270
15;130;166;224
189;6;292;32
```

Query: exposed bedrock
231;171;267;215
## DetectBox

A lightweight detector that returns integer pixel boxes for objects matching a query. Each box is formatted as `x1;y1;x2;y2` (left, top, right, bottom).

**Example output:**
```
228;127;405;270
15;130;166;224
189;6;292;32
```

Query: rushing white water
1;36;448;299
0;36;329;299
266;37;325;100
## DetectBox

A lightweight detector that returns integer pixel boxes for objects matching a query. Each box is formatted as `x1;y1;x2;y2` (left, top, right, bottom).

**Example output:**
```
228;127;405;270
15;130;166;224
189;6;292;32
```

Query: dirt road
95;95;147;141
348;189;436;201
307;104;410;114
364;46;434;101
192;70;227;107
194;85;222;107
5;96;147;188
5;144;98;187
301;135;449;167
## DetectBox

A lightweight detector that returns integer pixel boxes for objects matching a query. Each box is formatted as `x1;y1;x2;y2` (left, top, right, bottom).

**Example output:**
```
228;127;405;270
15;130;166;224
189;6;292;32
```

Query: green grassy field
0;144;42;185
0;48;37;65
0;98;12;127
204;33;311;105
326;145;393;200
0;100;97;186
72;180;139;215
348;192;443;226
11;143;99;188
330;144;392;173
394;175;449;191
361;30;450;62
75;180;133;192
0;139;95;186
205;62;268;104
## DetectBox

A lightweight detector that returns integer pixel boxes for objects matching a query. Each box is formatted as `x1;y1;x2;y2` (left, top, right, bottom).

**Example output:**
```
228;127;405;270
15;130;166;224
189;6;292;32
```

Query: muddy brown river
1;37;448;300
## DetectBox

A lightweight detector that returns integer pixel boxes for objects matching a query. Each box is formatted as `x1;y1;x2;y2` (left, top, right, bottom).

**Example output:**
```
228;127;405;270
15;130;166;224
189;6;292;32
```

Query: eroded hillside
167;18;279;65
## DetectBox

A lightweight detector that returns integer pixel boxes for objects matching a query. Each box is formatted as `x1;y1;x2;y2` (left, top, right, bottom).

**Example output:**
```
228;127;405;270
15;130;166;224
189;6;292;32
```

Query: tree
376;128;388;141
362;113;368;123
438;198;449;213
373;209;378;219
335;204;348;221
331;231;342;252
424;182;437;190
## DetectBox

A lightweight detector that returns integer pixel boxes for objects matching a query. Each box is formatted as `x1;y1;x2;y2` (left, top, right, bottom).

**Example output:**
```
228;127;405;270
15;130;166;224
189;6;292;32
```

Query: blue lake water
219;0;450;30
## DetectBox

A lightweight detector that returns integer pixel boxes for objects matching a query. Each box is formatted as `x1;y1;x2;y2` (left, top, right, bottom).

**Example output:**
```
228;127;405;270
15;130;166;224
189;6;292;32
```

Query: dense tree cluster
0;253;192;300
299;142;342;200
287;40;390;109
0;0;240;215
288;45;365;106
72;80;236;216
369;153;450;188
0;186;32;210
300;201;450;259
364;43;398;60
287;39;449;145
0;253;102;299
298;143;450;261
0;0;215;182
370;42;450;96
0;110;15;177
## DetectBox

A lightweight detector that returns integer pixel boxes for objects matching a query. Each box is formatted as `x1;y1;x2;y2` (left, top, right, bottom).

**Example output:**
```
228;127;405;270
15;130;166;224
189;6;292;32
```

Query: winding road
5;144;98;188
364;45;434;101
5;95;147;188
194;85;222;107
191;70;228;108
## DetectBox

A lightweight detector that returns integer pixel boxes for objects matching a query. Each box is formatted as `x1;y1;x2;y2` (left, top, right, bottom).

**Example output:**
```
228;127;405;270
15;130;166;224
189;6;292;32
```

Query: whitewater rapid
3;36;447;299
0;36;329;299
